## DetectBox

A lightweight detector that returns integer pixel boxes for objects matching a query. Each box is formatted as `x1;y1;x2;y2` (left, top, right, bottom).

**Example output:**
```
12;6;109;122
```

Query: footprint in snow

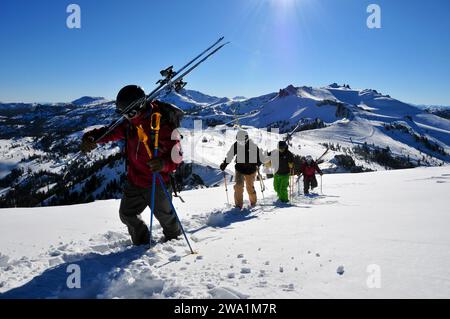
163;246;176;253
190;236;199;243
168;255;181;262
280;283;295;291
241;268;251;274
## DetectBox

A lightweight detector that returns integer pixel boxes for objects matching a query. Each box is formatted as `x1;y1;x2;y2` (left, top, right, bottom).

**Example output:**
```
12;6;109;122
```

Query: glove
147;158;165;172
80;133;97;153
220;162;228;171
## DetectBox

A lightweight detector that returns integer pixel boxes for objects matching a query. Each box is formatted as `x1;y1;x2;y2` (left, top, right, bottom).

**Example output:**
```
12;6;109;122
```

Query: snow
1;166;449;298
1;83;450;298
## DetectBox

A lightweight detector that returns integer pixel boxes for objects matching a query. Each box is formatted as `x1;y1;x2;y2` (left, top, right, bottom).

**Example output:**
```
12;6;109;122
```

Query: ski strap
136;124;153;159
151;112;162;152
169;174;185;203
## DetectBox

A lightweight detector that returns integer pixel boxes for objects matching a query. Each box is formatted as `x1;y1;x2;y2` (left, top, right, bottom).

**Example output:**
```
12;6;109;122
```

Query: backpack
124;100;186;200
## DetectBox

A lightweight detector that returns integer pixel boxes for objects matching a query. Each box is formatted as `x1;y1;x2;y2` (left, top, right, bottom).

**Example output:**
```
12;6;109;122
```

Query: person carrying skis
219;130;263;209
266;141;295;203
80;85;183;245
299;155;323;195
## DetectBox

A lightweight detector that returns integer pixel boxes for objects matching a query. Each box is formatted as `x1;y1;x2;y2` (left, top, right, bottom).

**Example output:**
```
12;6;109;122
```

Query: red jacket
300;162;322;180
91;105;181;189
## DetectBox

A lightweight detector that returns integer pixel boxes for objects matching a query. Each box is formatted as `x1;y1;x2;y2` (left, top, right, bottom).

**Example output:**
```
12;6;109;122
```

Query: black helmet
278;141;288;150
116;85;146;115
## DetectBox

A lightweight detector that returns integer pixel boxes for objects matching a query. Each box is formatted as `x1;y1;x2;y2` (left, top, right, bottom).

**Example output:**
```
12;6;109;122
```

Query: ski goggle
117;100;145;119
237;138;248;146
124;109;138;119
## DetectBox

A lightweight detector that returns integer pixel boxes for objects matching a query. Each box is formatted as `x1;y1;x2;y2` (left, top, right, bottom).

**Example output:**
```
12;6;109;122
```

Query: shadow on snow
0;246;147;299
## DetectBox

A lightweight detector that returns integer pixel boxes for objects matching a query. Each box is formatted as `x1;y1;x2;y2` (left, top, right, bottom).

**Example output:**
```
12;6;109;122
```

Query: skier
80;85;183;245
299;155;323;195
266;141;295;203
219;130;263;209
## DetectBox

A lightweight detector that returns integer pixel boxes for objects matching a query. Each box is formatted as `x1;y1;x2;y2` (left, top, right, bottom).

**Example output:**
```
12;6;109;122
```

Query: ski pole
291;173;295;200
149;112;162;248
155;173;194;254
223;172;230;205
141;114;194;252
320;174;323;195
289;170;292;200
257;169;265;202
289;168;295;201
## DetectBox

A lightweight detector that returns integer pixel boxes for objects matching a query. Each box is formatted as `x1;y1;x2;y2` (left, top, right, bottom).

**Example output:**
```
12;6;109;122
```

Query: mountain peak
278;85;298;98
71;96;107;106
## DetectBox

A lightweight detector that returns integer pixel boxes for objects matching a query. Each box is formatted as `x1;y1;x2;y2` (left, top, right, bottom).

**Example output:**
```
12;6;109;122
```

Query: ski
285;120;303;143
316;146;329;164
94;37;228;144
62;37;228;179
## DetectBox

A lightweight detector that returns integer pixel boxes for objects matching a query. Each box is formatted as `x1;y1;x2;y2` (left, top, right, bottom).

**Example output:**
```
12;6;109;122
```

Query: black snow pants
119;181;181;245
303;176;318;194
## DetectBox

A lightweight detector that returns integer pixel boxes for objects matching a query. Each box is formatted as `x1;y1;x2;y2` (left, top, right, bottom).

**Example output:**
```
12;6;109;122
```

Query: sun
270;0;300;8
267;0;307;16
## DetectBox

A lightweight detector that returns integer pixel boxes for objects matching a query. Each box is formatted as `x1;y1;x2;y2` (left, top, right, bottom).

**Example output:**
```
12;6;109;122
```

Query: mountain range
0;83;449;208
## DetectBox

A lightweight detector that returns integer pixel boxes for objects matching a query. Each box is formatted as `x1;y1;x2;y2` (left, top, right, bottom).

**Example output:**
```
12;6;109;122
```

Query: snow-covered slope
1;166;449;298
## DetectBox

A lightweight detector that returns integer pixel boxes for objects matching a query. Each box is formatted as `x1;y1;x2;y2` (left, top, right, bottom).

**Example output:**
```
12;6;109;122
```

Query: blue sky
0;0;449;105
